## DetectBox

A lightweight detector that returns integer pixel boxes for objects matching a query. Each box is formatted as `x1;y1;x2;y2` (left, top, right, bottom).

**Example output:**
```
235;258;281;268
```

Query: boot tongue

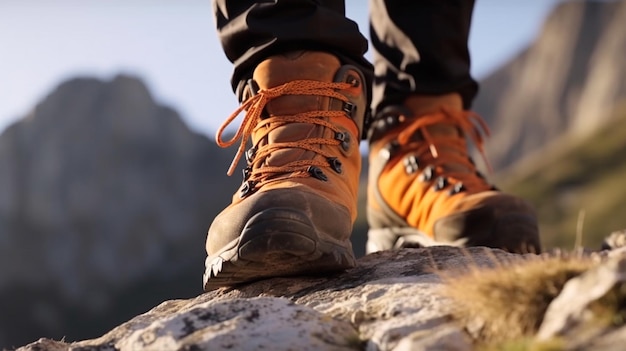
425;123;460;138
251;52;341;169
403;116;472;175
423;123;472;174
402;94;475;175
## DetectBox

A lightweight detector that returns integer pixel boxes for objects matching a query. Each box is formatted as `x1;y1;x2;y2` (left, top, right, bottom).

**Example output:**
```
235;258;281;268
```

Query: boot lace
397;107;493;192
216;79;355;189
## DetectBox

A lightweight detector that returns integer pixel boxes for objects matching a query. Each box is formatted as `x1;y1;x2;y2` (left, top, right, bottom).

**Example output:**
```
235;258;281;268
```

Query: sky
0;0;564;138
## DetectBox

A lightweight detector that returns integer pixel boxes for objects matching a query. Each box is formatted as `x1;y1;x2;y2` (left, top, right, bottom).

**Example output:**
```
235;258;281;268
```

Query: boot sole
203;208;356;291
366;227;444;253
367;213;540;254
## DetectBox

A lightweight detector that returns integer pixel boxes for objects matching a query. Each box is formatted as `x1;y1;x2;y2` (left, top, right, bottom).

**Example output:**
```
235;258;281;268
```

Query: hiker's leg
369;0;477;115
213;0;371;101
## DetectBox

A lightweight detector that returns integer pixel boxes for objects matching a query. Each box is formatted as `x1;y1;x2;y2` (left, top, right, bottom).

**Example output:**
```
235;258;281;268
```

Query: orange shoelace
216;80;354;186
396;107;493;191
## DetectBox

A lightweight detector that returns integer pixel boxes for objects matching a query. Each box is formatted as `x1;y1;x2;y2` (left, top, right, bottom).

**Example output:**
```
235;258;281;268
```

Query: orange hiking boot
204;51;367;291
367;94;540;254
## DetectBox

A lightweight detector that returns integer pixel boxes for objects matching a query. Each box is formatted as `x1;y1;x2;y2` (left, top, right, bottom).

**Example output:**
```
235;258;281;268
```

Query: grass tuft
440;253;596;345
480;337;565;351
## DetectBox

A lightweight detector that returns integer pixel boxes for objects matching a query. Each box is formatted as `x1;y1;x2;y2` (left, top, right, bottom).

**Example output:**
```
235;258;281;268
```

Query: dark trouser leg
369;0;478;115
213;0;372;102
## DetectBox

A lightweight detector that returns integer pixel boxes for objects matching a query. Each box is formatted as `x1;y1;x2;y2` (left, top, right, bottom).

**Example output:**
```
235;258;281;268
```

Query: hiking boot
204;51;367;291
367;94;540;254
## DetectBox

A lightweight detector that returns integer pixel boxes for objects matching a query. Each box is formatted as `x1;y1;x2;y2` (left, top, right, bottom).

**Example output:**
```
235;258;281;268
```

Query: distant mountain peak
0;74;238;347
475;0;626;173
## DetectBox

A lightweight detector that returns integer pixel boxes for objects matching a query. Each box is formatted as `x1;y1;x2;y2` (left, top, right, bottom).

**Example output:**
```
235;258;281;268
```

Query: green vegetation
589;281;626;328
499;105;626;249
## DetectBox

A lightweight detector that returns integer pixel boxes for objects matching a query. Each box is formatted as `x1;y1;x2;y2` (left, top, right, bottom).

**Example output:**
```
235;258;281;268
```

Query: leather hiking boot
367;94;540;254
204;51;367;291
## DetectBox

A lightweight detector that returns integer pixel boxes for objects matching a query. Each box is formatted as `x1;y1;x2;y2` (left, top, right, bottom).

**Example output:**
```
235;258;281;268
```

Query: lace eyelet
307;166;328;181
328;157;343;174
342;102;356;118
403;155;419;174
449;182;465;195
385;115;400;128
242;166;252;180
346;74;360;87
433;177;448;191
245;147;257;164
419;165;435;182
380;140;399;160
239;180;257;197
334;132;351;152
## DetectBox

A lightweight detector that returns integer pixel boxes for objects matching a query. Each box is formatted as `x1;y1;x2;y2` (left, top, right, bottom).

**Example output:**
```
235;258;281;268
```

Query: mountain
499;105;626;250
475;0;626;172
5;0;626;347
0;75;240;348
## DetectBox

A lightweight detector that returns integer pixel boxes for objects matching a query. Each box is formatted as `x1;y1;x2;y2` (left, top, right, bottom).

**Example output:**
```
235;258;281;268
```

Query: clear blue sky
0;0;562;137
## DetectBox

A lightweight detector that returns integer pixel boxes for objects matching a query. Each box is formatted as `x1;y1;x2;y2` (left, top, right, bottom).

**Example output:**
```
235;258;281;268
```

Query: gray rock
392;325;472;351
16;247;515;351
114;297;360;351
18;245;626;351
583;324;626;351
602;230;626;250
538;254;626;340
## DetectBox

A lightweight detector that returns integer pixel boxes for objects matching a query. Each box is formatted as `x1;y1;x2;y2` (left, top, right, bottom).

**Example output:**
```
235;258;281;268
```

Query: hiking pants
212;0;478;128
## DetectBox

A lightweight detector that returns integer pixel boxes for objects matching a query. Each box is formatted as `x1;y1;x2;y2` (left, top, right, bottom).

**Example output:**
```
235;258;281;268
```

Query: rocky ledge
17;246;626;351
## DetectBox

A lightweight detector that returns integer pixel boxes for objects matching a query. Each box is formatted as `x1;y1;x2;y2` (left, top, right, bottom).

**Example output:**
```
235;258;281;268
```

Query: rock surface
17;246;500;351
16;246;626;351
538;255;626;343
